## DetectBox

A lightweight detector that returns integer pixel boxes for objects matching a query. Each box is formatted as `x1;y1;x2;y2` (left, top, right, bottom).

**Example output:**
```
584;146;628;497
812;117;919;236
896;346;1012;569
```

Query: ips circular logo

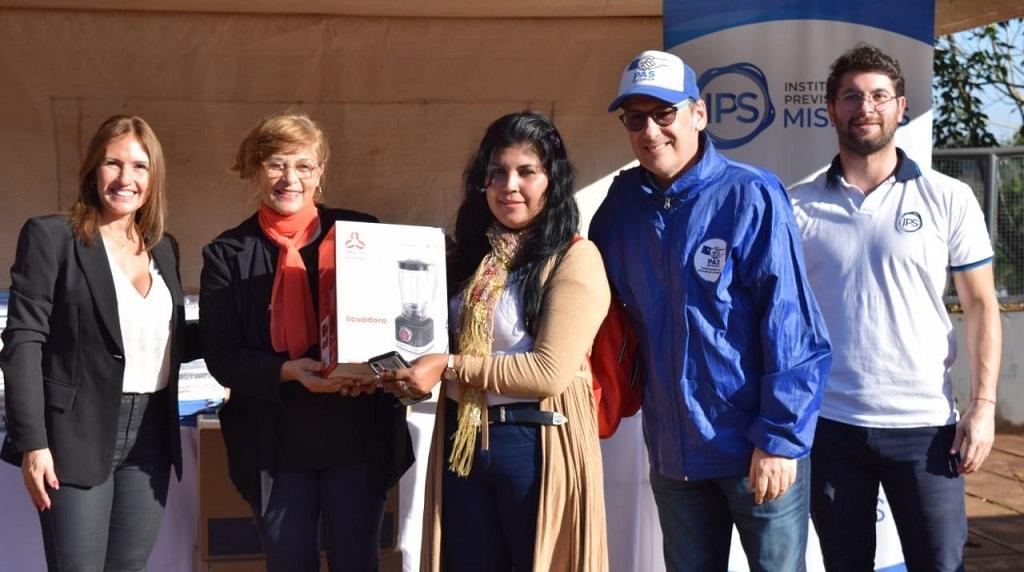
697;63;775;150
897;212;923;233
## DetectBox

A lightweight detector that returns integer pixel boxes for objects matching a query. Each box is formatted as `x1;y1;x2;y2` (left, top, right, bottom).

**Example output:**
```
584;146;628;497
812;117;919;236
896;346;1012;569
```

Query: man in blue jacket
590;50;832;572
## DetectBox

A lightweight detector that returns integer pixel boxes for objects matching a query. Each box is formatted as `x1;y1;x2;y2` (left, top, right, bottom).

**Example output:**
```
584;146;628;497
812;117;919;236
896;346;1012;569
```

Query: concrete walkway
964;434;1024;570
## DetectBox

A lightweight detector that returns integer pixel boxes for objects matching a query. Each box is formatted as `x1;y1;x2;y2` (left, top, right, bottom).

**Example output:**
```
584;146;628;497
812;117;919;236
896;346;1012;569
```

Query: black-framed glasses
262;159;319;180
835;91;899;112
619;104;683;132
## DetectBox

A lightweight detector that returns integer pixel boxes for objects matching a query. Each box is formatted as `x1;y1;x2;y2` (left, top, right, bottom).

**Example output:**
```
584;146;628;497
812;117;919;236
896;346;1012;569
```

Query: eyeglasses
835;92;899;112
619;104;683;132
262;159;319;180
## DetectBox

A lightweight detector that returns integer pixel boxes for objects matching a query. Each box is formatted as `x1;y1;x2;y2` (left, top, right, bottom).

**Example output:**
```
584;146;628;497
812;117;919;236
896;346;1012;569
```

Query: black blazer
200;206;413;503
1;215;191;486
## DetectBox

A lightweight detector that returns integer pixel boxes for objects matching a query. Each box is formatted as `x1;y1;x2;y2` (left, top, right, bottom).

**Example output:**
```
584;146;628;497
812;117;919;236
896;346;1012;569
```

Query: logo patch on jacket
695;239;728;282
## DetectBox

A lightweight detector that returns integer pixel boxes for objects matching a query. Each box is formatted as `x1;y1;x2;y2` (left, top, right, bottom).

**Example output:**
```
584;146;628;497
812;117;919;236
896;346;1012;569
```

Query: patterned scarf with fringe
448;224;524;477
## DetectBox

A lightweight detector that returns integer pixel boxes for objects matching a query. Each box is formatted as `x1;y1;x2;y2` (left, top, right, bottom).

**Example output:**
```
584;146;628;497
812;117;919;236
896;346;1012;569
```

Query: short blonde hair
232;112;330;180
70;115;167;250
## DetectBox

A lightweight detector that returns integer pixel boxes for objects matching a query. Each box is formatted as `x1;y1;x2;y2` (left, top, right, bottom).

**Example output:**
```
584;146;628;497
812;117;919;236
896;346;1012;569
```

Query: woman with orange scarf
199;112;413;572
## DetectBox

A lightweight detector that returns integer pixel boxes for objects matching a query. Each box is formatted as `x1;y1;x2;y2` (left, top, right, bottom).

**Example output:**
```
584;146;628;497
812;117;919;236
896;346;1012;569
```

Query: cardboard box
197;416;260;561
197;416;401;561
318;221;448;378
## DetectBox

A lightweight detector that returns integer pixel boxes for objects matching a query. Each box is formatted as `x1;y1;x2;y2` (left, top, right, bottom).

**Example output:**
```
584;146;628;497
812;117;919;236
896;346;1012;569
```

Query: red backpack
567;236;643;437
590;294;643;437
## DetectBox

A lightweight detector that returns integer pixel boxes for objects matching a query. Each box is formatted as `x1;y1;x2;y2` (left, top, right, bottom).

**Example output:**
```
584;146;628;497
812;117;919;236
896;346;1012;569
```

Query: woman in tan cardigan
381;111;609;571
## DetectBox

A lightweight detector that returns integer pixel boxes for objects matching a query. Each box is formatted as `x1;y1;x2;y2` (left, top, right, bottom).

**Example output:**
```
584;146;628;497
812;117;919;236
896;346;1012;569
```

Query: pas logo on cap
608;49;701;112
632;55;668;73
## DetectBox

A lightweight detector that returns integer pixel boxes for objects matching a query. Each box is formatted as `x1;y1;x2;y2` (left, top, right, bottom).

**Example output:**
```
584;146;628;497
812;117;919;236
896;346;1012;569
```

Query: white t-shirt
446;279;539;406
105;250;173;394
790;151;993;427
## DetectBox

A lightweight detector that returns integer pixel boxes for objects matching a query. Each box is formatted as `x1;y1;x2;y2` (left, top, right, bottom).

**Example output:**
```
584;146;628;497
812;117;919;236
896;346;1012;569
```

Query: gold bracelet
972;396;997;406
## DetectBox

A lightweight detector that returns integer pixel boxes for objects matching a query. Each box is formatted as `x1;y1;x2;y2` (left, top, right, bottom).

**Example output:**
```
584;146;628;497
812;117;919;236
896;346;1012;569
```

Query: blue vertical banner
663;2;934;570
664;0;935;186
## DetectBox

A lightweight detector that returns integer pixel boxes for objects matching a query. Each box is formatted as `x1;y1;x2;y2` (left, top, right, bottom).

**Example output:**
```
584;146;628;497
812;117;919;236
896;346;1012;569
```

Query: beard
837;116;897;156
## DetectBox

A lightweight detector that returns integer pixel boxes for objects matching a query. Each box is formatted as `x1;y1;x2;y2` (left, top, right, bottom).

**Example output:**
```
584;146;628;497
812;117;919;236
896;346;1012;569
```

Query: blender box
318;221;448;378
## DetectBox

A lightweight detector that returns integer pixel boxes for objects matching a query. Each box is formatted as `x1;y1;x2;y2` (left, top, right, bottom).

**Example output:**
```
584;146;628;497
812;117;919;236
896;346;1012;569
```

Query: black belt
487;403;567;426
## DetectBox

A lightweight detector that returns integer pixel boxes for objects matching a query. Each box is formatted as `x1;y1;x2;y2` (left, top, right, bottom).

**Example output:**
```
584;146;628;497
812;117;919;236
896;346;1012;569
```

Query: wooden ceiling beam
1;0;1021;37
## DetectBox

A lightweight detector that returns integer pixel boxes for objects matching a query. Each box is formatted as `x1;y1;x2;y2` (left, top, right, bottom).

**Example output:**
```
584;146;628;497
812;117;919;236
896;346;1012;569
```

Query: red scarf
258;202;320;359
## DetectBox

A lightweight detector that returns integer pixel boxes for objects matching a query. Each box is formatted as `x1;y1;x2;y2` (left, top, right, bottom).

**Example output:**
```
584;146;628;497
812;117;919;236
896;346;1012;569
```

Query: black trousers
810;418;966;572
38;389;171;572
441;399;541;572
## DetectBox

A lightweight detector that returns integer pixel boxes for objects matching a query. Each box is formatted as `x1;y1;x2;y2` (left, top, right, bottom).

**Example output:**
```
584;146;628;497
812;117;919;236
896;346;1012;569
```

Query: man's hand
748;447;796;505
950;266;1000;474
22;448;58;511
952;399;996;474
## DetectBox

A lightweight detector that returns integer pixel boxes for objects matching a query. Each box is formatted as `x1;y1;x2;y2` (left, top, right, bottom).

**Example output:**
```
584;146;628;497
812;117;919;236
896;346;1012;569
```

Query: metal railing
934;146;1024;302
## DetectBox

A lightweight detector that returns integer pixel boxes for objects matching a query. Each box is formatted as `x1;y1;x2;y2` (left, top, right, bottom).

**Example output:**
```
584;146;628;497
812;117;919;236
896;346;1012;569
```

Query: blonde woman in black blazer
1;115;194;571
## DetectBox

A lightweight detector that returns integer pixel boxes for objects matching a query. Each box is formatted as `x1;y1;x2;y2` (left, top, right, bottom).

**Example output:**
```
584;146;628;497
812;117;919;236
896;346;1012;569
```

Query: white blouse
105;249;173;394
446;280;539;406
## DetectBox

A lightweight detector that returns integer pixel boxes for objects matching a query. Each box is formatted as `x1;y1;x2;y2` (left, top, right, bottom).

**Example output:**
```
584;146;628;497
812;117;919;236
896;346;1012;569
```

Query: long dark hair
449;110;579;336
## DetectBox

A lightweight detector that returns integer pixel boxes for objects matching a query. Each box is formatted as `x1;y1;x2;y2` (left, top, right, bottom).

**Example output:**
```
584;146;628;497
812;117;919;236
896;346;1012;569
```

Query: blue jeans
810;418;966;572
251;465;385;572
441;400;541;572
39;390;171;572
650;456;811;572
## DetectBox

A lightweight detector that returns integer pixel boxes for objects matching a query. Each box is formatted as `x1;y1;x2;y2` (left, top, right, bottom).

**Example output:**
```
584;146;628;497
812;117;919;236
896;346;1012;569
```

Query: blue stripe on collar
892;148;922;182
826;148;921;188
825;155;844;188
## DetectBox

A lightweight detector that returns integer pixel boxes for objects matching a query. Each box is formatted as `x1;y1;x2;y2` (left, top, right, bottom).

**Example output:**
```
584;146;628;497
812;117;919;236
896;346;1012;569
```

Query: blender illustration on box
395;259;437;353
318;220;448;378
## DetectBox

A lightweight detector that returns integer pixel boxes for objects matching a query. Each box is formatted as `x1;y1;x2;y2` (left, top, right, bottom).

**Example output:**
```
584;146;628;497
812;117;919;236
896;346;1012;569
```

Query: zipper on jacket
663;196;672;209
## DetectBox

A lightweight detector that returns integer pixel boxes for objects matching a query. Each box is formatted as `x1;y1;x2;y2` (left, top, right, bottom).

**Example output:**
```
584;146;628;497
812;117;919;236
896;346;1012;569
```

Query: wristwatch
442;354;459;383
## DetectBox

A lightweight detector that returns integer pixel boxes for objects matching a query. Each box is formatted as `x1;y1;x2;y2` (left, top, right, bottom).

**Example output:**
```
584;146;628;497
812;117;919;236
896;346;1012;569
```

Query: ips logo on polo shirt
694;239;728;282
698;63;775;150
897;212;923;233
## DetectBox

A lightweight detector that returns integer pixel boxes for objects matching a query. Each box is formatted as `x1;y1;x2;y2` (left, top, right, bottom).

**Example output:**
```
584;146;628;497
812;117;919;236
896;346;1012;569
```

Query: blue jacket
590;138;831;481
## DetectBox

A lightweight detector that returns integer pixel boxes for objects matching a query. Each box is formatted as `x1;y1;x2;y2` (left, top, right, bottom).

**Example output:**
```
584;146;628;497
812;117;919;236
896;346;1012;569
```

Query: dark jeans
251;464;385;572
810;418;966;572
650;457;811;572
441;399;541;572
39;390;171;572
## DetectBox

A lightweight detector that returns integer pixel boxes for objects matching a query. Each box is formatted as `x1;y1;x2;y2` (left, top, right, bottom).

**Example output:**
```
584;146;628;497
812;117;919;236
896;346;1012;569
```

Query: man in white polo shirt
790;44;1002;571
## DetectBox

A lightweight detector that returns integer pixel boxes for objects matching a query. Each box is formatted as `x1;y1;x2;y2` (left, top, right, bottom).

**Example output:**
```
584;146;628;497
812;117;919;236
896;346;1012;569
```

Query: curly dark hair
826;43;905;101
448;110;579;336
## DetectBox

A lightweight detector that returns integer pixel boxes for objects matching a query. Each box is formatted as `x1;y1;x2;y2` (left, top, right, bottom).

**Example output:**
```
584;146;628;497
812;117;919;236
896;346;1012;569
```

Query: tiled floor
964;434;1024;570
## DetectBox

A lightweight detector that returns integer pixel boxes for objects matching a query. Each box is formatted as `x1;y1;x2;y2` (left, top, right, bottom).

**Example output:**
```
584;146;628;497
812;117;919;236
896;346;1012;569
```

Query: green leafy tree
933;19;1023;148
934;20;1024;300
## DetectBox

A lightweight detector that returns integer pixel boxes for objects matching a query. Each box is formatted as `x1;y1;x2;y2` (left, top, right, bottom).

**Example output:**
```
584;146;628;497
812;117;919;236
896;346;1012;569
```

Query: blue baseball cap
608;50;701;112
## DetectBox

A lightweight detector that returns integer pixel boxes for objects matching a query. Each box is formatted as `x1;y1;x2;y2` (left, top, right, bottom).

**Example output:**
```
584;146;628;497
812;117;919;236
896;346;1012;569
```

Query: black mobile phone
367;350;410;374
367;351;432;406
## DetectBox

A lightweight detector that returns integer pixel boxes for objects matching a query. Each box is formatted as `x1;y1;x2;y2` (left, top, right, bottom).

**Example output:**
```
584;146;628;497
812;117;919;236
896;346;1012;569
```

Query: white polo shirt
790;150;993;428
